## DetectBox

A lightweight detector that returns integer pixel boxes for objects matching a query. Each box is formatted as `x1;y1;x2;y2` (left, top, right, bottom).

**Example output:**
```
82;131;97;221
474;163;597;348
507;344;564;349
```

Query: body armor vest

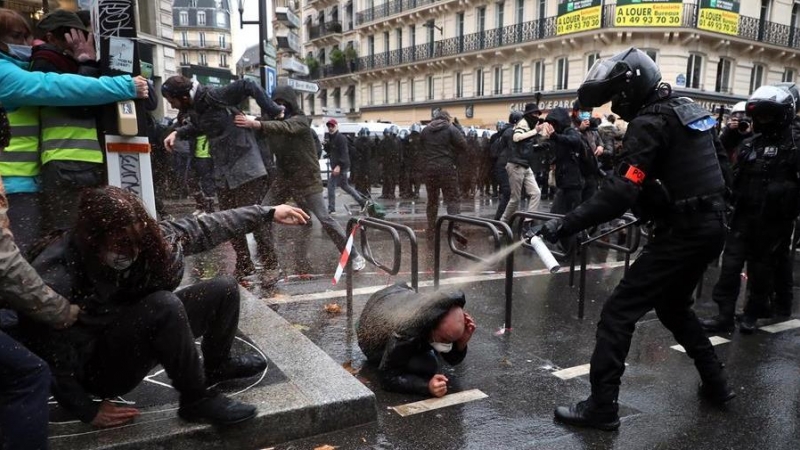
635;97;727;219
735;129;799;220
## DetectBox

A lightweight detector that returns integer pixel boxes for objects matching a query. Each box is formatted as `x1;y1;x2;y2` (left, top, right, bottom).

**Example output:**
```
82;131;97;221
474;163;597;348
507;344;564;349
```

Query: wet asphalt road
173;189;800;450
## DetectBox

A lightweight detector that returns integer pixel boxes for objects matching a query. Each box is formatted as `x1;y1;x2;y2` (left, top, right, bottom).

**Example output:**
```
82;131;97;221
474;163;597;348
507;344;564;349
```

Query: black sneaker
554;398;620;431
206;353;267;386
738;315;758;334
178;392;257;425
699;315;735;333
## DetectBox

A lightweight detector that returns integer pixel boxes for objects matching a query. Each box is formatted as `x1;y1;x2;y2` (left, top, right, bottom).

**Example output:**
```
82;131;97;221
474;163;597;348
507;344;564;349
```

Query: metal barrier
509;211;578;284
433;215;515;328
510;211;641;319
345;217;418;307
575;214;641;318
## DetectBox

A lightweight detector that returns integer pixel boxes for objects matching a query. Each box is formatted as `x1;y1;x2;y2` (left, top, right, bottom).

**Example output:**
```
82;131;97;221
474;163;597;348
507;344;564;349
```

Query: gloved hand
529;218;564;244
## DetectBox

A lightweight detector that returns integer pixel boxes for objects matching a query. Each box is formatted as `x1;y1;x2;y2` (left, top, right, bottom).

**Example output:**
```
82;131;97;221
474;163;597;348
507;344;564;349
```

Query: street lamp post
238;0;268;89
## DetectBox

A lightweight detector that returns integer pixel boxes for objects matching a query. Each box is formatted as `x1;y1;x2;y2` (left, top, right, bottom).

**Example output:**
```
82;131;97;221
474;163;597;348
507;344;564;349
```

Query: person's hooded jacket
19;206;278;423
174;79;280;190
357;283;467;395
546;107;584;190
255;86;322;198
419;117;467;171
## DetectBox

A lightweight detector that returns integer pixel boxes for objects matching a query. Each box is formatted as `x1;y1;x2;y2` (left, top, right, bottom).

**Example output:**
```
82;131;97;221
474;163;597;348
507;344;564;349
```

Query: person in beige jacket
1;177;80;449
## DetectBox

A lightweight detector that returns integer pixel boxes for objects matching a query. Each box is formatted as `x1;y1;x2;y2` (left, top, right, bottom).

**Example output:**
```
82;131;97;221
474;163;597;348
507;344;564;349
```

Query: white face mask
103;251;136;271
430;341;453;353
4;43;32;60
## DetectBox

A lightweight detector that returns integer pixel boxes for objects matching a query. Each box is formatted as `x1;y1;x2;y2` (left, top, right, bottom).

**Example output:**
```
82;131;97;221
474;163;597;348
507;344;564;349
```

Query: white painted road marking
267;261;630;304
759;319;800;334
671;336;730;353
389;389;488;417
553;364;591;380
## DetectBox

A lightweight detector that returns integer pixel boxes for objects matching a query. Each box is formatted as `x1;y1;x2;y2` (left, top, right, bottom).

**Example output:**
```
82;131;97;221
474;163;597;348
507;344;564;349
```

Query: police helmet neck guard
746;85;796;134
577;47;661;121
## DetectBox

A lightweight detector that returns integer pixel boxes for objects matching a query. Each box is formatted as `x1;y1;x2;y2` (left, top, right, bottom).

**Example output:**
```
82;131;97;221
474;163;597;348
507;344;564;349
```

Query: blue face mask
4;43;32;61
578;111;591;121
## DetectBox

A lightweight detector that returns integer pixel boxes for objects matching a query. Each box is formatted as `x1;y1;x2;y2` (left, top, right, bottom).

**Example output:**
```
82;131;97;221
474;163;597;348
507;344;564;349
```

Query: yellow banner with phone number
557;0;602;36
615;0;683;28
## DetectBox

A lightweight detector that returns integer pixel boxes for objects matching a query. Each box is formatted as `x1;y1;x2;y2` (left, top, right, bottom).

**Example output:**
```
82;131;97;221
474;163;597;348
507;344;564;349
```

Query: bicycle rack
345;217;418;308
576;214;641;319
509;211;578;285
510;211;641;319
433;215;515;329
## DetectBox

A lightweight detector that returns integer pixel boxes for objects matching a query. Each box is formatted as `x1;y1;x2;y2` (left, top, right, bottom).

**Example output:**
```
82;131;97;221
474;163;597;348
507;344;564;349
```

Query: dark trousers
535;171;550;200
40;163;103;233
772;241;794;316
0;330;50;450
381;167;398;199
551;187;583;253
589;216;726;405
711;226;748;317
216;177;269;270
327;169;367;212
260;186;358;270
190;157;216;210
425;169;461;235
493;164;511;221
80;277;240;402
6;192;42;256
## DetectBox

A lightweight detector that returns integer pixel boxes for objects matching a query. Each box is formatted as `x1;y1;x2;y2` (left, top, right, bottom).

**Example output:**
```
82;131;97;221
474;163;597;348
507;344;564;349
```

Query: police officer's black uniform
536;48;736;431
701;85;799;333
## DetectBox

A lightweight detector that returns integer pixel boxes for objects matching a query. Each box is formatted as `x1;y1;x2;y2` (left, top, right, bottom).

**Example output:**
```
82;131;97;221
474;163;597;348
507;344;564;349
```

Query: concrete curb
49;287;377;449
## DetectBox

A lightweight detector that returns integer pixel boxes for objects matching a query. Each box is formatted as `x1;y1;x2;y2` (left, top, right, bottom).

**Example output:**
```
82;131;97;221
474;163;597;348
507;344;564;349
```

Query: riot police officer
535;48;735;431
407;123;424;198
700;85;800;333
379;126;402;199
352;127;374;196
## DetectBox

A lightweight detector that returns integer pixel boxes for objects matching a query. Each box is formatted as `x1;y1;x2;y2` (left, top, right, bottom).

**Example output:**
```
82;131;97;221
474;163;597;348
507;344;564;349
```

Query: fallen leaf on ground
324;303;342;314
342;360;361;375
291;324;310;332
314;445;337;450
500;357;512;367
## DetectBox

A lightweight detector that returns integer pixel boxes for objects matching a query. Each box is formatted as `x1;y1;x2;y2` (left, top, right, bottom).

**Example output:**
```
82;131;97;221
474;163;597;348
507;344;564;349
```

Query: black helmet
577;47;662;122
746;85;796;133
773;82;800;113
410;123;422;133
358;127;370;137
508;111;523;125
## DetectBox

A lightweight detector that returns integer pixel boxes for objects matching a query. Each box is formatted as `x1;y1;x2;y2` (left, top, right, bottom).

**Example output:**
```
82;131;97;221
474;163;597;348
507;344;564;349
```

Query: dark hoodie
546;107;584;190
419;117;468;171
357;283;468;395
255;86;323;198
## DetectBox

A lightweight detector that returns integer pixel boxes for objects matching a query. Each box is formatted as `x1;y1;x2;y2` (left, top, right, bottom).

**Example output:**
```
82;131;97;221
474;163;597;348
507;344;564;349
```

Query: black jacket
357;283;467;396
175;80;281;189
547;108;584;190
327;130;351;171
20;206;276;423
420;118;467;171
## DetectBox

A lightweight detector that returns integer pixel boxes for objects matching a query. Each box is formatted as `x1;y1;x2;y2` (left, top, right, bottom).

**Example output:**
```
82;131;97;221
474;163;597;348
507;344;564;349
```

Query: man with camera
718;102;753;165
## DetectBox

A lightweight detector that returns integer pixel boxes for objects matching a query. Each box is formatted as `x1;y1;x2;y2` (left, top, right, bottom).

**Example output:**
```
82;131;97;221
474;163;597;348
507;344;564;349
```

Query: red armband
623;165;646;185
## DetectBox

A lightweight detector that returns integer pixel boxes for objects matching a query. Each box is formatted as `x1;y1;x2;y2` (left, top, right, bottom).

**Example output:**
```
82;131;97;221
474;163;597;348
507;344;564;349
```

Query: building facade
2;0;178;117
301;0;800;127
172;0;236;86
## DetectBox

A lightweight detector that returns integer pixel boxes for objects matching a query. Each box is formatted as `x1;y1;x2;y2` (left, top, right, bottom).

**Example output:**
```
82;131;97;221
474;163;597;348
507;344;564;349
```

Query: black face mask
0;107;10;148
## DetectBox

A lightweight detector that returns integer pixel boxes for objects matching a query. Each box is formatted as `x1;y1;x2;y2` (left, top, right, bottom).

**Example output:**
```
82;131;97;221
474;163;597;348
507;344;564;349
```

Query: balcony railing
318;3;800;81
356;0;437;25
309;21;343;41
176;41;233;51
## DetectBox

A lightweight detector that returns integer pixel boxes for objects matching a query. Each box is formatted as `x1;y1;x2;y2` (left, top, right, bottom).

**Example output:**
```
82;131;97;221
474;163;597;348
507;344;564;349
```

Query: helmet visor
578;59;630;108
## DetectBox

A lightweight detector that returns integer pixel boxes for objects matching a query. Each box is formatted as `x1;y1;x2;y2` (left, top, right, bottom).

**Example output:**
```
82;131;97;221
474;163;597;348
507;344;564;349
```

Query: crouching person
357;283;476;397
16;186;309;427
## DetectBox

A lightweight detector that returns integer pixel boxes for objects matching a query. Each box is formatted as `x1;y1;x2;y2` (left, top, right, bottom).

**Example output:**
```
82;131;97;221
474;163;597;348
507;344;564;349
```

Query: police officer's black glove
529;218;563;244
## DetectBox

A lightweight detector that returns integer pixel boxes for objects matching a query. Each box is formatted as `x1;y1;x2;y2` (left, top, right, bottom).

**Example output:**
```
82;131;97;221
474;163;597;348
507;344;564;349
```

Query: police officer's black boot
700;303;736;333
554;396;620;431
697;362;736;404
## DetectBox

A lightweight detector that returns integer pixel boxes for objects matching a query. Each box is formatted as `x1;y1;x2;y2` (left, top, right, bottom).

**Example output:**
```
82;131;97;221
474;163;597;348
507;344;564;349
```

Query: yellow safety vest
195;135;211;158
0;107;41;177
39;107;103;165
